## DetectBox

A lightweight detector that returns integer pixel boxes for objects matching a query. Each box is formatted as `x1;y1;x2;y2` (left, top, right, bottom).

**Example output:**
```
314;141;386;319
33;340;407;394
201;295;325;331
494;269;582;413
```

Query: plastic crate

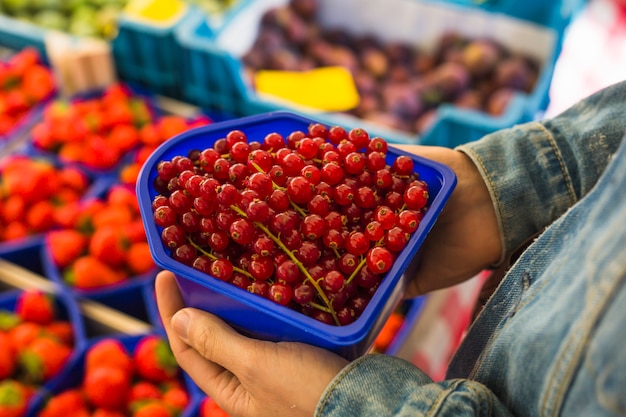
28;333;198;417
0;287;87;417
0;15;48;60
175;0;577;147
136;111;457;360
112;6;192;99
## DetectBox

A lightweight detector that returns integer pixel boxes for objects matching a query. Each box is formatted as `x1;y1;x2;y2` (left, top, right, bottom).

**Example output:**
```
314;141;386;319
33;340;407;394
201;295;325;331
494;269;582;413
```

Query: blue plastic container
136;111;457;360
175;0;581;147
28;333;197;417
0;288;87;390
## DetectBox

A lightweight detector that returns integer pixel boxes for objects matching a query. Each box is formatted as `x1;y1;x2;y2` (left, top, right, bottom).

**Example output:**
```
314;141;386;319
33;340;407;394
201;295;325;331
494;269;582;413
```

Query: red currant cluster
150;123;430;326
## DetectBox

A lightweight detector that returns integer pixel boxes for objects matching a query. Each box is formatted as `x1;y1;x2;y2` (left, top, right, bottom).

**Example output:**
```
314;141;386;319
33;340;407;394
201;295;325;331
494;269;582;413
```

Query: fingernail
172;310;190;343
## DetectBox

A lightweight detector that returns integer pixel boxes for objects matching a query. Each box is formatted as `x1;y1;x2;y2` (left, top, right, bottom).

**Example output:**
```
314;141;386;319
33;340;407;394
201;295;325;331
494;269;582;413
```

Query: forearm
316;354;514;417
457;80;626;264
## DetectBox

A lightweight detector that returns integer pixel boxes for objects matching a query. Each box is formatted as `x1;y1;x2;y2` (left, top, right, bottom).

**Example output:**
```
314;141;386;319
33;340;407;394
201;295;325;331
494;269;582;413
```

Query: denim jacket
316;81;626;417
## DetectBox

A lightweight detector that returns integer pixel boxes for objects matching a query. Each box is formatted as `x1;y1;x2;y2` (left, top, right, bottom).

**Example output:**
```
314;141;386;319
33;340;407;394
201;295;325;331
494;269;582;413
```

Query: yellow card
254;66;360;112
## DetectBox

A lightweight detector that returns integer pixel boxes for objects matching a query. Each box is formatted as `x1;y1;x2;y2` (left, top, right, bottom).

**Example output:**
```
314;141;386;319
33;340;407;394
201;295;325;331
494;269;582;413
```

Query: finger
154;272;237;395
172;307;258;379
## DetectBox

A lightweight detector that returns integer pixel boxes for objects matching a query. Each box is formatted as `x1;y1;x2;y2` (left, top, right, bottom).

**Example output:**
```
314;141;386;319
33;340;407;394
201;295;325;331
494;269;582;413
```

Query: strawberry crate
0;287;87;416
0;153;110;274
0;48;56;153
136;111;457;360
175;0;579;147
39;182;160;322
28;333;198;417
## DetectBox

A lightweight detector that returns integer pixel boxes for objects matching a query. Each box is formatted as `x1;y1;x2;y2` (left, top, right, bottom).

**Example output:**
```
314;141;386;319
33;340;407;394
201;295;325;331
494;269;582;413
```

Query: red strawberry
85;338;133;375
0;379;31;417
132;401;174;417
15;290;55;325
199;397;230;417
44;320;75;346
19;337;72;383
0;332;16;379
8;322;42;352
64;255;126;289
162;384;190;413
83;365;131;410
128;381;161;405
133;335;179;383
89;226;130;267
46;230;88;269
38;388;88;417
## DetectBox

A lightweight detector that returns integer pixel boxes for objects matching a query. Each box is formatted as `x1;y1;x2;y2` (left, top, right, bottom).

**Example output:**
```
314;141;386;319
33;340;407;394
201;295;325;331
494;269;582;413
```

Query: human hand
394;145;501;296
155;270;350;417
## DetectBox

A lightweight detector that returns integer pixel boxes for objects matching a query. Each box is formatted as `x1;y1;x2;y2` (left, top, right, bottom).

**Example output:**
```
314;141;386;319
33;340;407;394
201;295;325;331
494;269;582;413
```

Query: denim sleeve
315;354;514;417
456;80;626;264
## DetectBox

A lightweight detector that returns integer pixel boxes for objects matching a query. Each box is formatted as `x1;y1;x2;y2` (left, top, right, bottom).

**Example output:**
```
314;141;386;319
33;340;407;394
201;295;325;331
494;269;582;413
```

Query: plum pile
243;0;540;135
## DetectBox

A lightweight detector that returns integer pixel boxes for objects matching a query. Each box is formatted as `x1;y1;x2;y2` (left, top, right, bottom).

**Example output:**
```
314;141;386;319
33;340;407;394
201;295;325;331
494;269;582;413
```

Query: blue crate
28;333;198;417
0;15;48;61
112;0;253;100
0;287;87;409
175;0;581;147
136;111;457;360
112;8;193;100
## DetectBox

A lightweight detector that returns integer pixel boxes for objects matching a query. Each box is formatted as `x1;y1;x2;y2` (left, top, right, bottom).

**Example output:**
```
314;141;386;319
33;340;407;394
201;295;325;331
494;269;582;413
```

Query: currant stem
229;204;339;325
307;301;333;314
345;256;368;285
187;237;255;281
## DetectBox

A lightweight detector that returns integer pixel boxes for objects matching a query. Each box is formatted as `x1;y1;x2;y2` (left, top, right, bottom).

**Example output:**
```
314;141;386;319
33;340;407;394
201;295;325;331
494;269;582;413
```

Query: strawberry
47;230;88;268
107;185;140;213
133;335;179;383
199;397;230;417
44;320;74;346
88;226;129;267
38;388;88;417
25;200;56;233
85;339;133;375
156;115;189;141
15;290;55;325
8;322;43;352
83;365;131;410
19;337;72;383
128;381;161;405
132;401;174;417
0;332;16;379
108;124;140;153
162;384;190;413
91;204;133;230
0;379;30;417
64;255;126;289
3;222;28;241
21;64;54;102
127;242;155;275
58;166;89;193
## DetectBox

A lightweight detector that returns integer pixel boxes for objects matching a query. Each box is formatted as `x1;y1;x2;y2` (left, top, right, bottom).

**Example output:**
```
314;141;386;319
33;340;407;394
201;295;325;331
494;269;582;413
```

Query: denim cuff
315;353;514;416
456;122;576;267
